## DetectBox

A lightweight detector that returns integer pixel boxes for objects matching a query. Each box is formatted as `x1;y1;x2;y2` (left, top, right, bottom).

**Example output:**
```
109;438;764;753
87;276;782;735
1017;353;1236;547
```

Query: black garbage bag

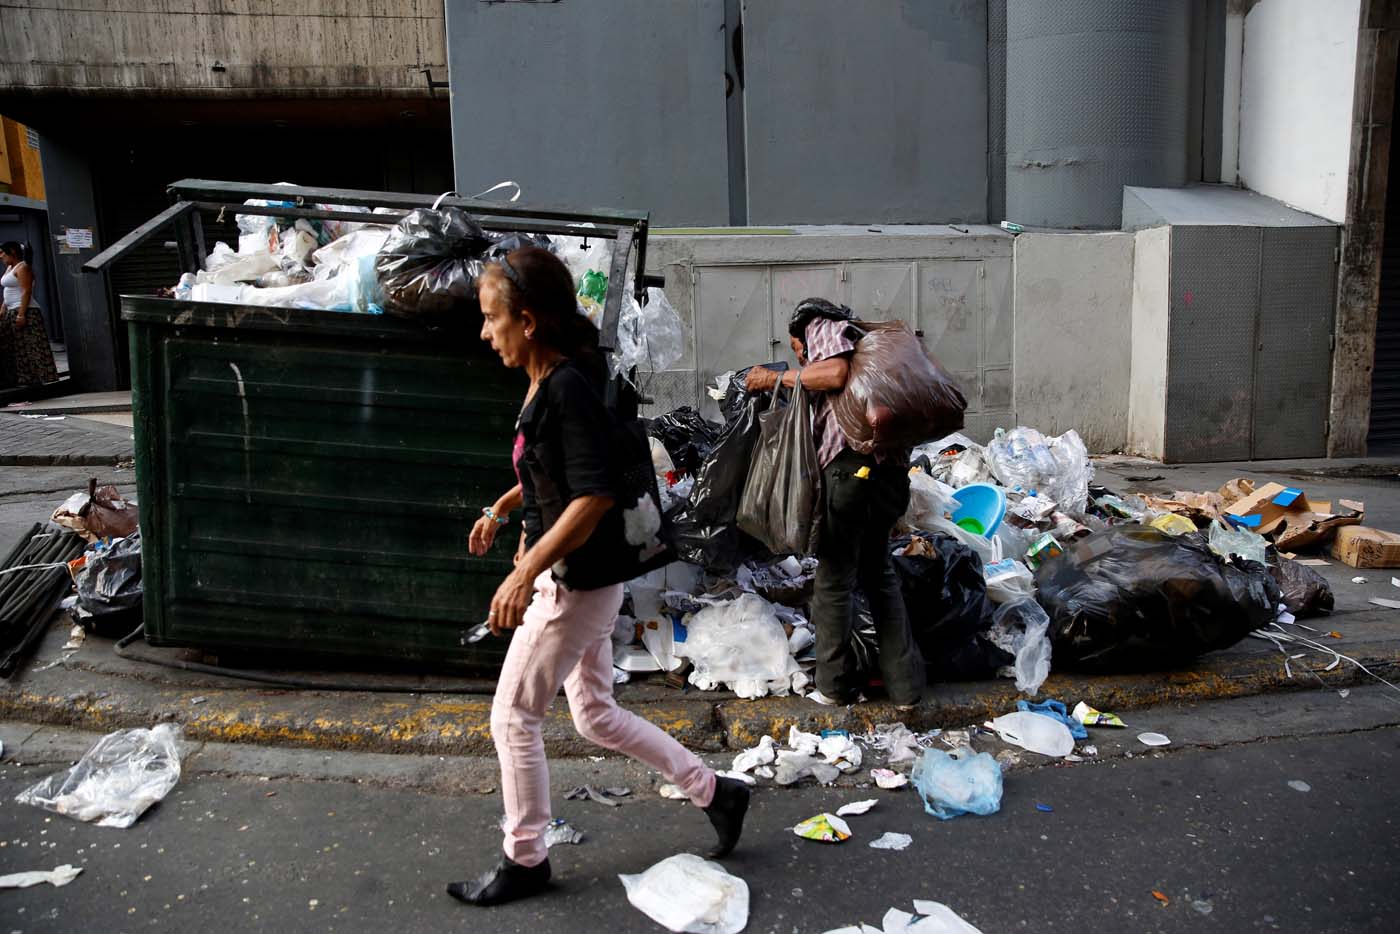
1268;552;1335;617
670;392;771;572
893;534;999;679
647;406;720;476
75;531;142;634
720;364;787;424
375;207;497;320
1036;525;1282;673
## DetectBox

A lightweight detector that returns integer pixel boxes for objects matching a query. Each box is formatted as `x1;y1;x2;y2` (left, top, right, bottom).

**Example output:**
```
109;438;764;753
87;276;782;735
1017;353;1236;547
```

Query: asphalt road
1;697;1397;933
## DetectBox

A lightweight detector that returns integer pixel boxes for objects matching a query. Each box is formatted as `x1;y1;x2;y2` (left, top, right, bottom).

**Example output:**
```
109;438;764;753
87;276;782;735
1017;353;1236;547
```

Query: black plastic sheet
75;531;143;626
647;407;720;476
1036;525;1281;673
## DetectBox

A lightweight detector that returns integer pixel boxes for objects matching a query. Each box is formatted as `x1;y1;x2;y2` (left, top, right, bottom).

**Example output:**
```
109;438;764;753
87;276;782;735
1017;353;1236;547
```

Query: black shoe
446;856;551;907
702;776;751;859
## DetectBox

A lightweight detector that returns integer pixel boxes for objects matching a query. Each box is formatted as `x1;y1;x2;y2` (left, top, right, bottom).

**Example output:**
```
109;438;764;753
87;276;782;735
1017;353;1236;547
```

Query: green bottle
577;269;608;304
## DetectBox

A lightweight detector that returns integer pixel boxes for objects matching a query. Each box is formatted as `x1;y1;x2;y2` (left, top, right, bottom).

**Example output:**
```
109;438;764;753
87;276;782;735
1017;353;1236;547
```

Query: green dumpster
86;180;651;671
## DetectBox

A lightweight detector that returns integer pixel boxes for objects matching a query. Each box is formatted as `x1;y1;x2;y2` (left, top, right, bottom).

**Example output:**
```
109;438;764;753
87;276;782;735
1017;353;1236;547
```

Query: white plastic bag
619;854;749;934
675;594;800;698
612;288;685;377
988;709;1074;758
985;599;1052;695
16;724;184;828
905;470;958;531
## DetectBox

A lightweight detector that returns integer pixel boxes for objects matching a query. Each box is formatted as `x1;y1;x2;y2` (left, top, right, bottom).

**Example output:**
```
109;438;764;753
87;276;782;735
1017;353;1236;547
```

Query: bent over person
745;298;924;709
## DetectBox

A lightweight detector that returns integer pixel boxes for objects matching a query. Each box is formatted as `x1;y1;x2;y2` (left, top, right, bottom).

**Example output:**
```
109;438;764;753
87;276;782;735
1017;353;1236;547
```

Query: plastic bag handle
430;182;523;212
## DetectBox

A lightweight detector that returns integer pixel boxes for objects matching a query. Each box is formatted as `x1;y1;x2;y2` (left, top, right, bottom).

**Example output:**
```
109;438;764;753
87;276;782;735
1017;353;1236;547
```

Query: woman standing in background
0;241;59;388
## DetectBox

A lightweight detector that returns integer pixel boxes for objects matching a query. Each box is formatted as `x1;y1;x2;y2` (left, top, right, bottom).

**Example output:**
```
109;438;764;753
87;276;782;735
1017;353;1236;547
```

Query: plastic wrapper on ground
830;321;966;453
911;747;1003;820
987;709;1075;757
1268;553;1335;617
619;853;748;934
674;593;800;698
15;723;183;828
1035;526;1282;673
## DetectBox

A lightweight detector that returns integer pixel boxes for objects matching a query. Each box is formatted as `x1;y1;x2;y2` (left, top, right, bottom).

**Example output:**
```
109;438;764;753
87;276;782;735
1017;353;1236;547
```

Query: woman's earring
525;330;534;340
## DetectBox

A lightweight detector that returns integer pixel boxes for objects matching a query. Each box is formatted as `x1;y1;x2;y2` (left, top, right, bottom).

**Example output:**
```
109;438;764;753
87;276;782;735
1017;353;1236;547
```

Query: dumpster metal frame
84;180;653;672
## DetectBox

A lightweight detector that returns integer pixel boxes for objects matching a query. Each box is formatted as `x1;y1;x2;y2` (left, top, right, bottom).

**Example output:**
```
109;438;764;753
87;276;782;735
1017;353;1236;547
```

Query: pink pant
490;572;716;866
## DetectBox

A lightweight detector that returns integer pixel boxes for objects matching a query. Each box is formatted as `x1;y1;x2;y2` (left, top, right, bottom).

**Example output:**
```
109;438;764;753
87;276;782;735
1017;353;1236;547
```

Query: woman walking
0;241;58;389
449;246;749;907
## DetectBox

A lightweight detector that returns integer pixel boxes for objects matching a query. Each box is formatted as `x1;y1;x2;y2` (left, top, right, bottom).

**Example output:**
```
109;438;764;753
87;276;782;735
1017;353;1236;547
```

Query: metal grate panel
1253;227;1336;459
1164;226;1259;462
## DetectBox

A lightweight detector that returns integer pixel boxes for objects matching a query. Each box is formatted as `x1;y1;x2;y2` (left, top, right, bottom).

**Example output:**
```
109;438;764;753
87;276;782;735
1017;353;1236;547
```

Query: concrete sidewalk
1;456;1398;761
0;410;134;465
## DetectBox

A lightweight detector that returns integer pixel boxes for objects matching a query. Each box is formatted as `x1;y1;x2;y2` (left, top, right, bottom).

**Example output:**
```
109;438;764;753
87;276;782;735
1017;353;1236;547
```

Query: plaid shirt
805;318;858;468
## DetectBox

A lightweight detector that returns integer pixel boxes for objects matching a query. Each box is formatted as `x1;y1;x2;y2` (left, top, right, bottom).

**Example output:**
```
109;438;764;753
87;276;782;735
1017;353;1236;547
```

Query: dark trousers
811;448;924;705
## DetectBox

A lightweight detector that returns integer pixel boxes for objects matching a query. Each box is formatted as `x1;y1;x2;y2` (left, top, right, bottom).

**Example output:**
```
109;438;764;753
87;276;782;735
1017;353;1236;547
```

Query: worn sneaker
807;689;845;706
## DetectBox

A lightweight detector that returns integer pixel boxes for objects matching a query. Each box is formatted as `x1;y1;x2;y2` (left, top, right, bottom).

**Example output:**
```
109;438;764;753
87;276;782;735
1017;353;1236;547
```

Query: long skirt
0;306;59;388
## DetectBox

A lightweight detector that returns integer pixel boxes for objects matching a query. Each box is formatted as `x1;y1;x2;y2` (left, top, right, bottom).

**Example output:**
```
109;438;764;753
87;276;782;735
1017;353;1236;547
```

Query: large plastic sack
910;746;1003;820
1035;526;1282;673
16;724;183;828
619;854;748;934
831;321;967;454
737;382;822;556
982;557;1035;605
1268;553;1335;617
904;470;959;532
675;593;800;698
893;535;995;678
375;207;496;319
984;598;1052;695
612;288;685;377
985;427;1093;513
670;392;770;572
75;531;142;622
647;406;720;476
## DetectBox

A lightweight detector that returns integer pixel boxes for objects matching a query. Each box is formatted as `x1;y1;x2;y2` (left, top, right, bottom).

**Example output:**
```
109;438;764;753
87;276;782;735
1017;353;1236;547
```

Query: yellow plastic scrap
792;813;851;844
1149;513;1197;536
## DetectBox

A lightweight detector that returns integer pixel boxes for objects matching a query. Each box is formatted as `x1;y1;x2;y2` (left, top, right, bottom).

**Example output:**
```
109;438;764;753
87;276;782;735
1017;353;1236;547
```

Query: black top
516;355;617;549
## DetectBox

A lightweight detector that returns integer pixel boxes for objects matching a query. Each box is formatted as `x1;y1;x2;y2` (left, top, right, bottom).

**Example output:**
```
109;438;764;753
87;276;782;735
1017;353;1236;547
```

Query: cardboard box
1331;526;1400;569
1224;481;1364;549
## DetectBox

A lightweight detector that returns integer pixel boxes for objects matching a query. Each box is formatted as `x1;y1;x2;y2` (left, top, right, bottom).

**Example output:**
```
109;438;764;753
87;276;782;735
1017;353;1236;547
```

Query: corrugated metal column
1005;0;1192;228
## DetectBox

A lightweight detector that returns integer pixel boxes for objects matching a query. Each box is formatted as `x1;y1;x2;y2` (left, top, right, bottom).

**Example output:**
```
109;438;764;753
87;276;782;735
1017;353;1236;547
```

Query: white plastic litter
619;854;749;934
871;768;910;789
715;770;757;786
905;470;958;532
835;799;878;817
983;558;1036;605
0;865;83;889
818;734;864;772
787;725;822;757
824;899;983;934
15;723;183;828
658;784;688;801
676;594;801;698
1287;779;1311;793
868;832;912;851
773;751;839;786
731;735;777;774
987;710;1075;758
754;766;775;780
1136;732;1171;747
985;599;1052;695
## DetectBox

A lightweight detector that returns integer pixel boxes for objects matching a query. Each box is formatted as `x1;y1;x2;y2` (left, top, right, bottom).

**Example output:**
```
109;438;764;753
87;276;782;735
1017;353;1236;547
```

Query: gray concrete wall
1127;226;1172;459
1012;232;1135;453
1;0;445;98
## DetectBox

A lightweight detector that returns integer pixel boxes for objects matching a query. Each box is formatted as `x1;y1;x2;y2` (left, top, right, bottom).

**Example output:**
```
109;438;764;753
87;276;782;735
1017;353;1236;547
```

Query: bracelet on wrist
483;506;509;526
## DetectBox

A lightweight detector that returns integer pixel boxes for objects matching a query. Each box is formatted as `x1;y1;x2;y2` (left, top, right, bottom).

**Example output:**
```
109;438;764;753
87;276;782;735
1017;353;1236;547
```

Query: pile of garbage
614;404;1387;699
168;189;684;378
